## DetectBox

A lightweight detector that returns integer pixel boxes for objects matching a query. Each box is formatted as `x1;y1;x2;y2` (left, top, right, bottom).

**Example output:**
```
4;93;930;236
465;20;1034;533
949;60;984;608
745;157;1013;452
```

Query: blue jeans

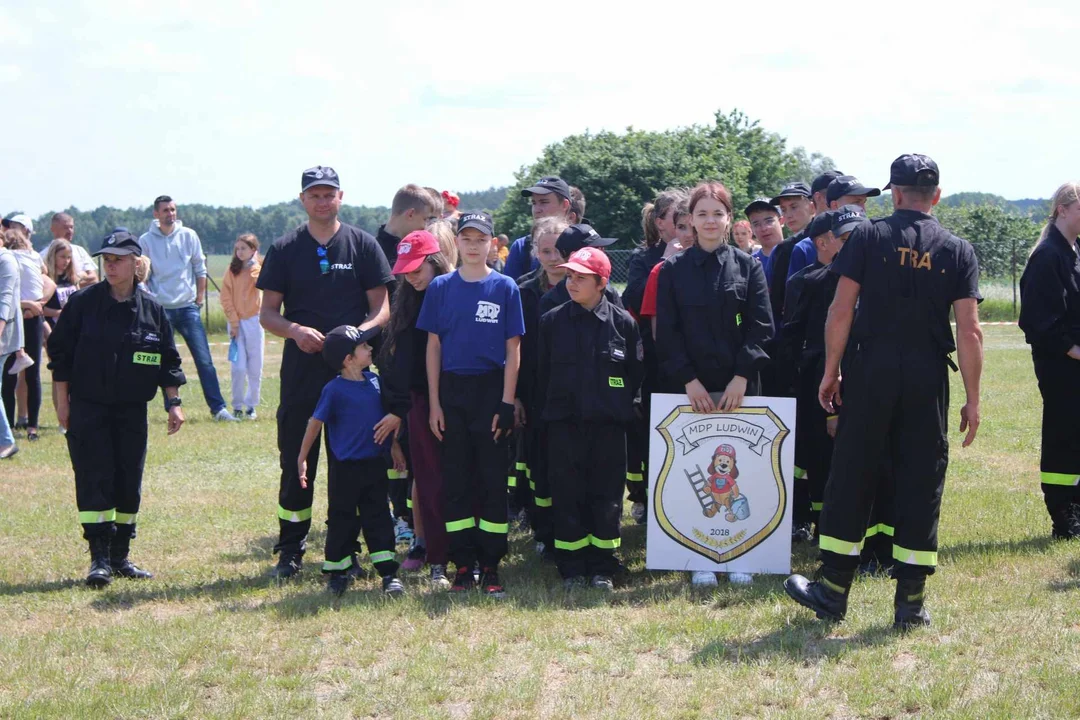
165;304;226;414
0;353;13;447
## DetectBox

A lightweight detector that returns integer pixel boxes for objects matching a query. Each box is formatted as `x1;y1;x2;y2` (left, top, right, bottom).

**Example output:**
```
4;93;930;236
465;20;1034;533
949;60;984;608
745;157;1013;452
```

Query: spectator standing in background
45;213;98;286
221;233;264;420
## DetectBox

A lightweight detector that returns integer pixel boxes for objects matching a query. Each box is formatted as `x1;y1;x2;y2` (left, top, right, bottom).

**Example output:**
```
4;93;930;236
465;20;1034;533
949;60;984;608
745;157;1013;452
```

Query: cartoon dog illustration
703;444;745;522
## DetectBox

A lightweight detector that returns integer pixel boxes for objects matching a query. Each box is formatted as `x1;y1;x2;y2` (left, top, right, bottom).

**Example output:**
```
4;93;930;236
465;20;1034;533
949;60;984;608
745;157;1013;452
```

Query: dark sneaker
783;574;849;621
402;539;426;571
272;553;302;580
346;554;369;580
479;567;505;599
327;572;351;596
450;567;475;594
382;575;405;597
563;576;587;591
112;558;153;580
430;564;450;590
791;522;814;544
590;575;614;591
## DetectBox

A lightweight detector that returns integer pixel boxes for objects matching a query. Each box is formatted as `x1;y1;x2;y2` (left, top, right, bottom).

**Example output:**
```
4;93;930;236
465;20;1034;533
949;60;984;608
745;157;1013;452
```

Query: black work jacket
1020;224;1080;357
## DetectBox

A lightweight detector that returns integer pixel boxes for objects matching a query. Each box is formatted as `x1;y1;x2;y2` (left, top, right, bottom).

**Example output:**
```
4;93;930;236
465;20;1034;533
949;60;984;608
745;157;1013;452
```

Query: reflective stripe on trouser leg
322;555;353;572
892;545;937;567
555;536;590;551
1041;472;1080;486
278;505;313;522
114;511;137;525
79;509;116;524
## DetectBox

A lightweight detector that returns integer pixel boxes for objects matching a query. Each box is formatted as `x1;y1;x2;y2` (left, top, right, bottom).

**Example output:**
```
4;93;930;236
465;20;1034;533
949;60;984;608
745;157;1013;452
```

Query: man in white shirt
47;213;98;286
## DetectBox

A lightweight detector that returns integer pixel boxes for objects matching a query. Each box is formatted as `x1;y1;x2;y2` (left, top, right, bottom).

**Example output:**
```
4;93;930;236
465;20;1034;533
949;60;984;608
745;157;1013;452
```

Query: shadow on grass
87;575;273;611
1048;556;1080;592
692;617;896;665
937;534;1057;564
216;528;328;564
0;577;84;596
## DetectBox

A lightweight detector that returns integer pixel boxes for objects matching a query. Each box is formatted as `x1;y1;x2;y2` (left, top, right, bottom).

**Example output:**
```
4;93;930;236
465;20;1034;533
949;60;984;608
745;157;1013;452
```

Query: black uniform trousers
818;345;948;580
388;420;412;524
549;421;625;579
1032;350;1080;522
794;353;830;526
529;423;553;547
324;456;399;577
67;397;147;541
275;340;337;556
440;371;509;571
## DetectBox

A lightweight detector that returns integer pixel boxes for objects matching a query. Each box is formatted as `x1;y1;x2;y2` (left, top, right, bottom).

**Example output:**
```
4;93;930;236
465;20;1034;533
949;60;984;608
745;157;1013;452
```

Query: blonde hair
45;239;83;286
1039;181;1080;243
530;216;570;258
135;255;152;284
426;219;459;267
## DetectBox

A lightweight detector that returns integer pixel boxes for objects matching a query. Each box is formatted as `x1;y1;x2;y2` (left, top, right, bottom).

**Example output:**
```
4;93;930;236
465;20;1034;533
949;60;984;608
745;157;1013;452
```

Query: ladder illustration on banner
684;465;719;518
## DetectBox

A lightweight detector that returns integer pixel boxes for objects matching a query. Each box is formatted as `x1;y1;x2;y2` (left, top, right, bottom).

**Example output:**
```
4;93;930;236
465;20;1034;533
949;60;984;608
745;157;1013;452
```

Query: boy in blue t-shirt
417;211;525;598
298;325;404;597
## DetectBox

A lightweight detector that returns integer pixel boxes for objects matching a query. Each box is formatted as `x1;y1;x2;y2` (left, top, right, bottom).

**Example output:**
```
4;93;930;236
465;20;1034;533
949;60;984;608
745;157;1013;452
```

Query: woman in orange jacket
220;233;263;419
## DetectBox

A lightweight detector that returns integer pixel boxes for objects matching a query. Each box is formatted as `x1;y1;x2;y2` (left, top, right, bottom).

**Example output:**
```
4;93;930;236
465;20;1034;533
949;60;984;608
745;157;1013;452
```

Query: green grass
6;326;1068;716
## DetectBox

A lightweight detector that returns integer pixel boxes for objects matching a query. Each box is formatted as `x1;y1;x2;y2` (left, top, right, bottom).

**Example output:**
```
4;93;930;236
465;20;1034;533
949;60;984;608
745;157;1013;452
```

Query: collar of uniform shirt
568;295;611;321
688;243;728;266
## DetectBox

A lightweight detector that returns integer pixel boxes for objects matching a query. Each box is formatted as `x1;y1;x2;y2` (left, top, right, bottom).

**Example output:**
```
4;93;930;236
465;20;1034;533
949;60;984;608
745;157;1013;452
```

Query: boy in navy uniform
537;248;643;590
419;211;525;597
298;325;403;597
785;155;984;630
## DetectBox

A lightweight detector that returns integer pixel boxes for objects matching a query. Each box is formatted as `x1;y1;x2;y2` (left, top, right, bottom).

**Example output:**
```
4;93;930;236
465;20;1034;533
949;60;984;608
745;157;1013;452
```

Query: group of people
6;159;1079;632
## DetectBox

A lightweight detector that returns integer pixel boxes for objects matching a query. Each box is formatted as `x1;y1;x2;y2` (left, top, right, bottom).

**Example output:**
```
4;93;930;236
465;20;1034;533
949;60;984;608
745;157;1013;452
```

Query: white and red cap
558;247;611;281
391;230;440;274
714;444;737;461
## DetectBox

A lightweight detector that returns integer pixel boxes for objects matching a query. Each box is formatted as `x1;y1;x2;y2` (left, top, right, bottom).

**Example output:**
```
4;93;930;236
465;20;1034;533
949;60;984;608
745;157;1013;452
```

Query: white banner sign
646;393;796;574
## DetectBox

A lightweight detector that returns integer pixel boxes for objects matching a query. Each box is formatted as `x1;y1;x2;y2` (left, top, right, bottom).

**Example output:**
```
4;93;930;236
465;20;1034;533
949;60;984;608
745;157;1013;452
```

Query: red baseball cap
558;247;611;281
714;444;736;460
391;230;440;274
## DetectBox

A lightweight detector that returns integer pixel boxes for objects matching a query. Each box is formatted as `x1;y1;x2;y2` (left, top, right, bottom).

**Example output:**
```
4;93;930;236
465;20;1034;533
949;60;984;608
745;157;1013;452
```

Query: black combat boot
893;578;931;631
784;569;852;621
110;527;153;579
1050;505;1078;540
86;536;112;589
273;552;303;579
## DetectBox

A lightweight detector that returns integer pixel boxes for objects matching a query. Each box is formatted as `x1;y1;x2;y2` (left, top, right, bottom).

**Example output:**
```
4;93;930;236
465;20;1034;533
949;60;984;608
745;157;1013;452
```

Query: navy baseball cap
832;205;868;237
805;212;836;240
769;182;812;205
521;176;571;201
826;175;881;205
322;324;381;371
301;166;341;192
811;170;844;196
555;223;617;257
744;197;780;217
93;230;142;257
884;154;939;190
457;211;494;236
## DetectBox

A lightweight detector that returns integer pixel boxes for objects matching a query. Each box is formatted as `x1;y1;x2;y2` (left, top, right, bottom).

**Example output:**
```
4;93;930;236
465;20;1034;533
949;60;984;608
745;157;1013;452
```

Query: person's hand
391;440;407;474
959;401;980;448
22;300;43;317
819;371;842;413
229;324;238;339
718;376;747;413
195;297;205;309
492;402;515;441
826;415;838;438
514;398;527;428
685;379;715;413
429;402;445;441
1068;345;1080;360
290;325;325;354
56;395;70;430
167;406;184;435
298;458;309;489
373;413;402;445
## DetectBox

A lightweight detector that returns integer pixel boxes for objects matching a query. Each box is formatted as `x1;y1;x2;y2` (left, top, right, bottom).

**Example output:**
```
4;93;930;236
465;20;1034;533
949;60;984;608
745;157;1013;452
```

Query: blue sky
2;0;1077;216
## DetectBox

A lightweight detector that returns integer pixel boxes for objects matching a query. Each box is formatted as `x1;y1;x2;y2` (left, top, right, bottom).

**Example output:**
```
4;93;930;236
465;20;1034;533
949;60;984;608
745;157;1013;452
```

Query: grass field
4;325;1077;719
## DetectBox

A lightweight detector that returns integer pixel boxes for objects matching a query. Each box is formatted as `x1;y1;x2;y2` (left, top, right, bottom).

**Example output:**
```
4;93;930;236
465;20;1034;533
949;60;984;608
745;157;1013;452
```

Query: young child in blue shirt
417;211;525;597
298;324;403;597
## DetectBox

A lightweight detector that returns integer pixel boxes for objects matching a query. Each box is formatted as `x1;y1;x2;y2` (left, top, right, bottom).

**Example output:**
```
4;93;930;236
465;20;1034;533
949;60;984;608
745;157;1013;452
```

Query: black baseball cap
301;166;341;192
769;182;812;205
93;230;142;257
811;170;844;196
826;175;881;205
322;324;381;371
744;197;780;217
832;205;868;237
457;211;494;236
521;176;571;202
884;154;940;190
555;223;617;257
806;212;836;240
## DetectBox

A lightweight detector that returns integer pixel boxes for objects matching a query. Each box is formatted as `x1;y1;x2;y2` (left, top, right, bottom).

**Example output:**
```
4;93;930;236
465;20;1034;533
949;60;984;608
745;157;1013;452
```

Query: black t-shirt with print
257;223;393;334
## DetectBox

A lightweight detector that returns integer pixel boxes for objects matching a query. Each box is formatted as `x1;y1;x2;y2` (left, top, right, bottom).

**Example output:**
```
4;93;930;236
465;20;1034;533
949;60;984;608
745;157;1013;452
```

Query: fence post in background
1011;234;1018;318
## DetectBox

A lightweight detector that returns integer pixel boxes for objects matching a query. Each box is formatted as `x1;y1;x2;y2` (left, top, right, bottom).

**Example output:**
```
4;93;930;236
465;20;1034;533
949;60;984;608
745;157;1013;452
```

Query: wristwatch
165;397;182;410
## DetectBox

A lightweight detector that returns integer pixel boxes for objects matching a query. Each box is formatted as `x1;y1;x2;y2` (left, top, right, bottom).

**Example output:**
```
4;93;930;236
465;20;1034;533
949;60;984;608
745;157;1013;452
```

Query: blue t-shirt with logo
312;371;388;461
416;269;526;375
752;248;774;286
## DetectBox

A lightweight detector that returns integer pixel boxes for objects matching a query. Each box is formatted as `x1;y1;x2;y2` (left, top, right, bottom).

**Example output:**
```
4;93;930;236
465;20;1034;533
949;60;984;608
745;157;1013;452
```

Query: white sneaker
214;408;240;422
691;571;718;587
7;353;34;375
728;572;754;585
244;407;257;421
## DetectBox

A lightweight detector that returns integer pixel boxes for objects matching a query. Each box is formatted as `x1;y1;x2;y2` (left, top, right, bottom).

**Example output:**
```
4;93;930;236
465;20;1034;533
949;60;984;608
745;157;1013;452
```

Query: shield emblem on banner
653;405;790;564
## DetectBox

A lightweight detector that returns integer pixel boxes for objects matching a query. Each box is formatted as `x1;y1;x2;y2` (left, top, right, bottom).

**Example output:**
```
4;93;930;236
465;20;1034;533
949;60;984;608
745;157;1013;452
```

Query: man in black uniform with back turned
784;154;984;630
258;166;393;579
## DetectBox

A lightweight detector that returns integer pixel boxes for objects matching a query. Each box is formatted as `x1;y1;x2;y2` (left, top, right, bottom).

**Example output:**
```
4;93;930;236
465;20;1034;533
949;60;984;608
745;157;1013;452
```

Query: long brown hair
229;233;260;275
45;239;83;286
381;251;455;359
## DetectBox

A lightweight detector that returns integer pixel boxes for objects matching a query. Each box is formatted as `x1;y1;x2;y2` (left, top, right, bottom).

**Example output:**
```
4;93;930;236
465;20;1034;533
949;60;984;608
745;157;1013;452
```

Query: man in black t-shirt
258;166;394;579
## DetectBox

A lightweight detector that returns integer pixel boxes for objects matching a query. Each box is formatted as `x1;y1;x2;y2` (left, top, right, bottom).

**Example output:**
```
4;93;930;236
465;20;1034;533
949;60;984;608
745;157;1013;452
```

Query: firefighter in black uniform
537;247;643;590
785;154;984;630
47;230;186;587
1018;181;1080;539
